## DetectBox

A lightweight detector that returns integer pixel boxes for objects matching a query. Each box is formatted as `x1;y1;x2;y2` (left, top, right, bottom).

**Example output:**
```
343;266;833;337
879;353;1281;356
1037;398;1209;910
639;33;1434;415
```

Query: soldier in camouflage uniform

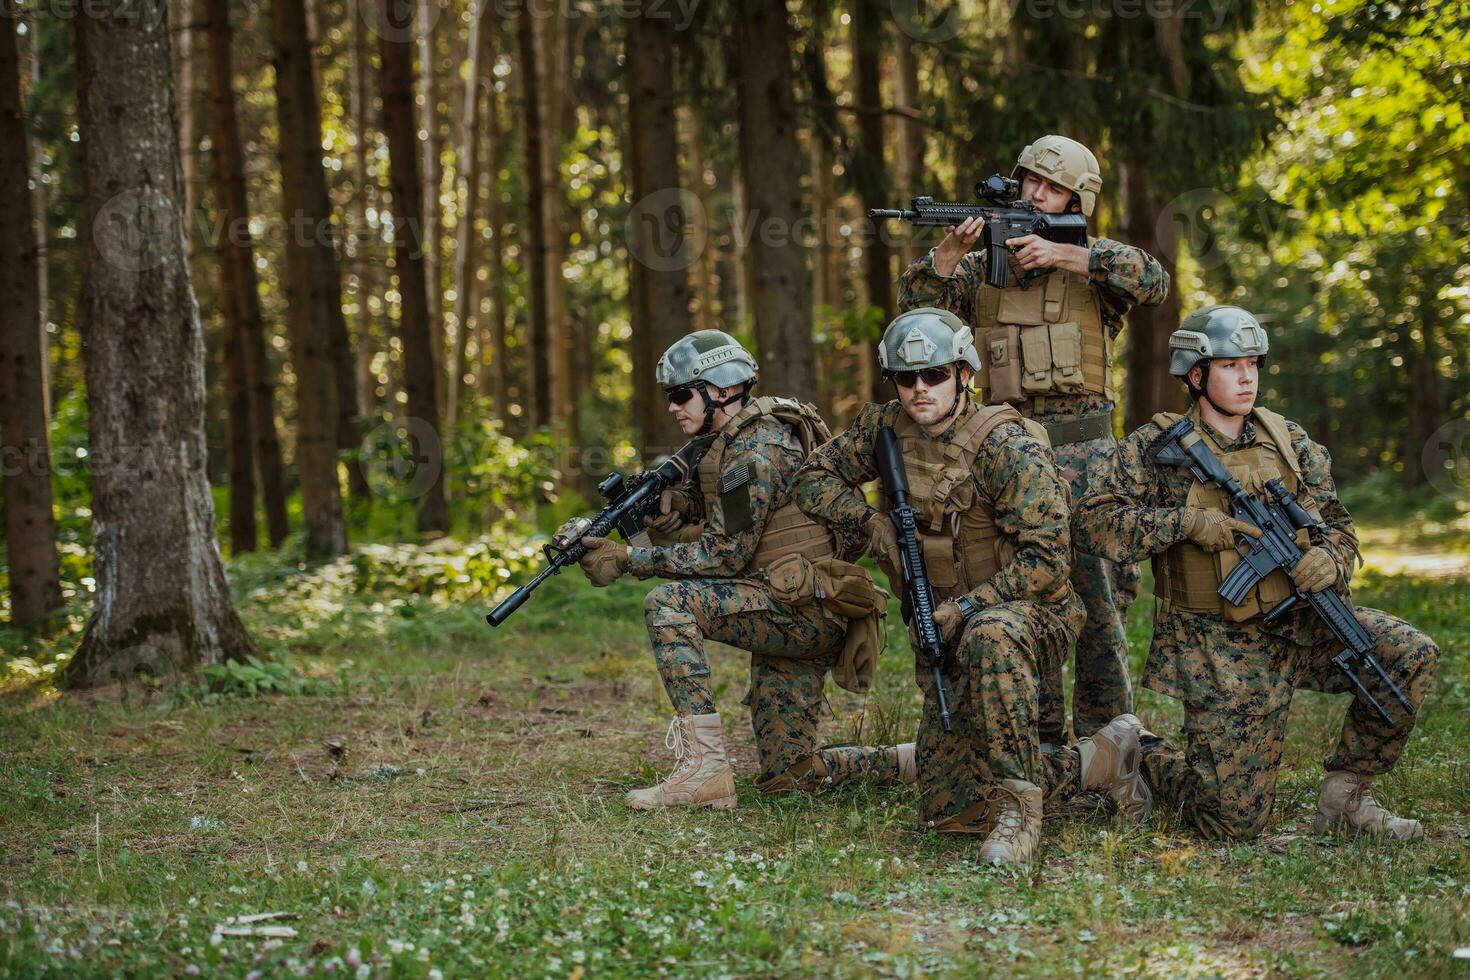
571;331;914;811
1072;306;1440;840
793;309;1152;865
897;135;1170;744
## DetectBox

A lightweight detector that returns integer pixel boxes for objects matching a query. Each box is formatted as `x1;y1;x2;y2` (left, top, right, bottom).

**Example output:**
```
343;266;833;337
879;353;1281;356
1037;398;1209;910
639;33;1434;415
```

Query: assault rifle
486;440;707;627
868;173;1089;289
1149;417;1415;727
874;425;952;732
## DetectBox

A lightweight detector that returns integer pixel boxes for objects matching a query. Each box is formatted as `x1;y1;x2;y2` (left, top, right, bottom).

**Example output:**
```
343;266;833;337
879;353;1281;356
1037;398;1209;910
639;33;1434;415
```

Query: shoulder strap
1250;407;1303;482
952;404;1025;466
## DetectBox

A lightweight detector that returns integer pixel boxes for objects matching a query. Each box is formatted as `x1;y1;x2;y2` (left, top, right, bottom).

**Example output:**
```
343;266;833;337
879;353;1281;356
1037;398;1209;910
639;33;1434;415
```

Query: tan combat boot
1078;713;1153;825
626;713;737;811
893;743;917;785
979;779;1043;866
1313;771;1423;840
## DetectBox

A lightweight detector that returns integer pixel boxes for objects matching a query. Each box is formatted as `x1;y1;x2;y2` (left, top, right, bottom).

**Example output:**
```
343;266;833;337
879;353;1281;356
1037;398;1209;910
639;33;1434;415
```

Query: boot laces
663;716;696;780
988;786;1034;844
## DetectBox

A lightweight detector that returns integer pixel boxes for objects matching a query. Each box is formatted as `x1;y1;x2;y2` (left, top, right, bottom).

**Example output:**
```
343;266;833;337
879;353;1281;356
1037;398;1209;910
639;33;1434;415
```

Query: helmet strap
699;382;753;435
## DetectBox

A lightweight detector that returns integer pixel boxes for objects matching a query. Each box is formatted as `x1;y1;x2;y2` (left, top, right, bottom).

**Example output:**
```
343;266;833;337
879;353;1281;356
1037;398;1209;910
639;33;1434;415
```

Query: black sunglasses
665;384;701;406
888;366;955;389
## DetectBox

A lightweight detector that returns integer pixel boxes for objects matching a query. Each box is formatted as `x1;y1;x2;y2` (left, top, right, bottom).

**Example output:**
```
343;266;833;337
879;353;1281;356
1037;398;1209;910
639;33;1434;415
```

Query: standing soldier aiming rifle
566;330;911;810
894;135;1170;746
1072;306;1440;840
793;309;1151;866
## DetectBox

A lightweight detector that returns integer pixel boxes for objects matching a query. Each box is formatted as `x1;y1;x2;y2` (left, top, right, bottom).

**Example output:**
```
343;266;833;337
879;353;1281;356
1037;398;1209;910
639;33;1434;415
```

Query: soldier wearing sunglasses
898;135;1170;749
792;309;1151;865
566;330;915;811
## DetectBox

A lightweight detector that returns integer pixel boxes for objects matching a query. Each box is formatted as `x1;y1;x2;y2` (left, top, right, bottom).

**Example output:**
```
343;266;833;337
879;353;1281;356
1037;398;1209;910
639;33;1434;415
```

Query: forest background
1;0;1467;975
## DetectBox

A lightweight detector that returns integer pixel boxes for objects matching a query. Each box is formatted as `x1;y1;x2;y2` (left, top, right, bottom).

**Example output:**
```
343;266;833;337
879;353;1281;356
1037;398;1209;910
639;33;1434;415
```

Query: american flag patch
722;463;752;493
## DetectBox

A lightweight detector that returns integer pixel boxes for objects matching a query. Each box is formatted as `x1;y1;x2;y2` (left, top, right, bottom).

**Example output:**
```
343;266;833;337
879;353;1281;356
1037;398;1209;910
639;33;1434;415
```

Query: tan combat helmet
1013;135;1103;217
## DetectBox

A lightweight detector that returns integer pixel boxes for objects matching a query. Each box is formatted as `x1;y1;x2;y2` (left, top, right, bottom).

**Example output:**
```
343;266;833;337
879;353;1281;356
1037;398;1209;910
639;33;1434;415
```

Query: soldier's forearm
1088;239;1170;308
1072;500;1185;563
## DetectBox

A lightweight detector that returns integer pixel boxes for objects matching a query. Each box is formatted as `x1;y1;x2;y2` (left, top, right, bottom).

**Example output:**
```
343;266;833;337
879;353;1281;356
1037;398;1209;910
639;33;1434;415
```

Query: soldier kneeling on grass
791;309;1153;865
565;330;915;810
1072;305;1440;840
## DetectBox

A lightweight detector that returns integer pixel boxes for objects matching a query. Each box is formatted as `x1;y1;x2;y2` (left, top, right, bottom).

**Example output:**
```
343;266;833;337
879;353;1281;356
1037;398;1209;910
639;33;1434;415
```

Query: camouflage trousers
643;579;907;792
1040;432;1136;742
915;593;1088;830
1141;607;1440;840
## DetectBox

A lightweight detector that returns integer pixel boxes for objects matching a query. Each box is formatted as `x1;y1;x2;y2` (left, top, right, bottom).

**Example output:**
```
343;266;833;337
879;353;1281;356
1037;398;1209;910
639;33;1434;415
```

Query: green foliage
200;655;312;699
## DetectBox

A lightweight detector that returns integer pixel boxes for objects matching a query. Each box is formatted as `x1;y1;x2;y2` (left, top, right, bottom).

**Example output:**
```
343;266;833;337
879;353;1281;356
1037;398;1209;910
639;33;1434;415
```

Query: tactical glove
933;600;964;645
865;514;899;570
577;535;630;588
1180;507;1261;552
643;488;691;535
1291;546;1337;593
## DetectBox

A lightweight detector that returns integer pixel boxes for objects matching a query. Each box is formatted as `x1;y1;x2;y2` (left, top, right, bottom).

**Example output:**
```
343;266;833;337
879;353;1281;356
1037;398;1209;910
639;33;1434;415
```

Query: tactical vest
696;396;836;576
1151;406;1310;622
975;257;1110;406
886;403;1058;602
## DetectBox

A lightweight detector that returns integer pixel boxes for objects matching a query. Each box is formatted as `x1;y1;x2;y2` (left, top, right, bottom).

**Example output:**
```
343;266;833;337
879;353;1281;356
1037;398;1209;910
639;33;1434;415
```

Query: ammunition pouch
764;554;888;695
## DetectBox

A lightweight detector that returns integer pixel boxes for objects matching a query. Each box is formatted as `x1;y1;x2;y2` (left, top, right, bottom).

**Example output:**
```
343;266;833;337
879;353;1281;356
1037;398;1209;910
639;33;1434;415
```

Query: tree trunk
627;10;693;452
1406;287;1445;488
447;0;492;434
516;8;550;429
270;0;349;555
680;106;716;334
733;0;815;398
378;0;449;532
811;134;842;423
350;0;380;432
0;5;63;628
850;0;891;404
1121;156;1184;431
891;28;924;268
480;63;508;417
418;0;444;416
204;0;290;548
25;18;50;430
539;8;575;451
66;0;256;684
206;0;275;553
174;0;200;250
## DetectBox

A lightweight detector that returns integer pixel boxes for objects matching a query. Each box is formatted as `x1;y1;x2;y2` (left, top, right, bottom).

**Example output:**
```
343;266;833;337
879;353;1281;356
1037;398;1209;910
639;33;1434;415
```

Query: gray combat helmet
878;308;982;374
656;330;759;390
1168;305;1270;376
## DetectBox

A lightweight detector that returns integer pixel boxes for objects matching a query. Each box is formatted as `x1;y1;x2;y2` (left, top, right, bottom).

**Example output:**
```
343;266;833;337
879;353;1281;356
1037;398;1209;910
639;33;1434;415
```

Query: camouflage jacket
791;397;1074;608
898;239;1170;418
1072;407;1362;712
626;415;860;579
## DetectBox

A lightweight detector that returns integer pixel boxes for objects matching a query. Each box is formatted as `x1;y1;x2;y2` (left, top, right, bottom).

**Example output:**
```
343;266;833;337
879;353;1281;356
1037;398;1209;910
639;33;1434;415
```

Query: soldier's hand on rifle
1007;235;1090;275
864;514;900;570
933;215;986;276
643;488;690;535
1291;547;1337;593
577;535;630;588
1180;506;1262;552
933;600;965;645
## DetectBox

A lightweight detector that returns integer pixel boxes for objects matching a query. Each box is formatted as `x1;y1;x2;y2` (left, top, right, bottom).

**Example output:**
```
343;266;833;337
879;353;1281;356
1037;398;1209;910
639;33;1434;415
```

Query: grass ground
1;516;1468;977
